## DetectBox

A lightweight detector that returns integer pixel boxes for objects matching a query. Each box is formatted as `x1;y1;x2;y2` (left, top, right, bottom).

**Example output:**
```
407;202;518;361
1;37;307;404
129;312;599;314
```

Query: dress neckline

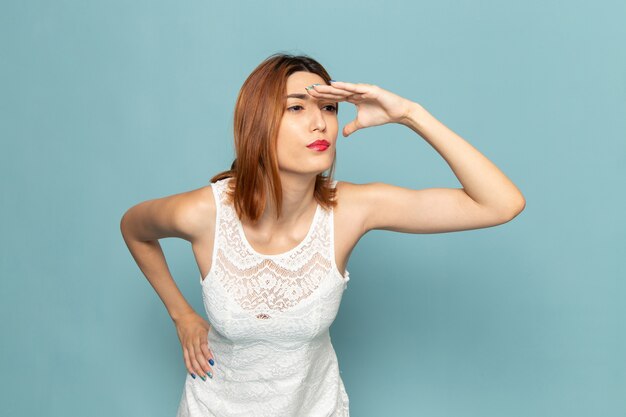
235;203;321;259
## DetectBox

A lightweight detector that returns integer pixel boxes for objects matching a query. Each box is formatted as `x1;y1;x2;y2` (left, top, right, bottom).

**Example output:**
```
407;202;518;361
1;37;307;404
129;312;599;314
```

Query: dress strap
328;179;350;282
201;179;224;284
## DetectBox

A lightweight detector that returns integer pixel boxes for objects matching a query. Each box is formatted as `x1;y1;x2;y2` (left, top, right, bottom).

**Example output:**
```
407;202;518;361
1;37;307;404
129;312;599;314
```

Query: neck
257;172;318;230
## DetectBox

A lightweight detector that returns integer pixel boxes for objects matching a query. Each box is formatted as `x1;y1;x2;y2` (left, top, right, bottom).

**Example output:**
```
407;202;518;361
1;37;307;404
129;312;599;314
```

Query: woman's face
275;71;338;177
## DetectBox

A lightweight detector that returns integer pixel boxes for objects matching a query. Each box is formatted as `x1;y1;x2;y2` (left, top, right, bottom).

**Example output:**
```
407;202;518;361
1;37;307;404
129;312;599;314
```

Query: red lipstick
307;139;330;151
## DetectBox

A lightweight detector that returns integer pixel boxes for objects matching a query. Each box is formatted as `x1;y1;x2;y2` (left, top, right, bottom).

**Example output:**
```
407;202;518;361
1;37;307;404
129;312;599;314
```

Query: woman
120;53;525;417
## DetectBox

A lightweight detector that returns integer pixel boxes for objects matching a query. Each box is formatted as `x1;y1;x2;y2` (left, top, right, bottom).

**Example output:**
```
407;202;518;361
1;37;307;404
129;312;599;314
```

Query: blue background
1;1;624;416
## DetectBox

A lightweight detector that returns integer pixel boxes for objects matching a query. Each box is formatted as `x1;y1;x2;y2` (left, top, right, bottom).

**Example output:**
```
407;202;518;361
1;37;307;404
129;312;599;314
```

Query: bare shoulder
121;183;216;243
172;184;216;243
334;179;368;205
333;180;372;237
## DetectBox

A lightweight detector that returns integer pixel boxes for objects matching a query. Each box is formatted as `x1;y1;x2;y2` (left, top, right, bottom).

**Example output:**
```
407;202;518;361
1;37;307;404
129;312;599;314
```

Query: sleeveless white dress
176;177;351;417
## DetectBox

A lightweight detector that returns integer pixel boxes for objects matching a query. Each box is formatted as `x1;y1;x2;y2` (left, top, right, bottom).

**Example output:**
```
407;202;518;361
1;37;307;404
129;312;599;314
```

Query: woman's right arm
119;186;216;380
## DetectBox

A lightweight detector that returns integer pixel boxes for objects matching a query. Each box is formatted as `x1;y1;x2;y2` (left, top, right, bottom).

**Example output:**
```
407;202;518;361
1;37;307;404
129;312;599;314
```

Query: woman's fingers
308;84;368;103
182;345;196;379
310;84;354;97
174;313;214;381
199;338;215;368
189;342;211;381
187;343;203;380
329;81;371;94
194;338;214;379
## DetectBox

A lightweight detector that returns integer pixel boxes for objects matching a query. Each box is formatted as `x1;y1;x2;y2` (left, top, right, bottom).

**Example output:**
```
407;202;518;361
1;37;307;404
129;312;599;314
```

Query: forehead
285;71;325;93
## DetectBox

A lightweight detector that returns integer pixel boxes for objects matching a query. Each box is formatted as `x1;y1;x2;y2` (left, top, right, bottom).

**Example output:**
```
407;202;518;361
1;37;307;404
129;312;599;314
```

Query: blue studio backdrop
1;1;624;416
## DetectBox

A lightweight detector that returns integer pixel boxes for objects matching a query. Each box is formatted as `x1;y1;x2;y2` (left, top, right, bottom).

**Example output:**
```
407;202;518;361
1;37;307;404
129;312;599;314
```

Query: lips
307;139;330;148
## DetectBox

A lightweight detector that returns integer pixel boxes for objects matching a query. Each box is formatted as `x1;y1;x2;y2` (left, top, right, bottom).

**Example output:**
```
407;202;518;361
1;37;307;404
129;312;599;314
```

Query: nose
310;107;327;132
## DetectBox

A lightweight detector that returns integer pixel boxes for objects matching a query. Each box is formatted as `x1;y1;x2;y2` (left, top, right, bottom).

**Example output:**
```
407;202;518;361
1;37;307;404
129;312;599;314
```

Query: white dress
176;177;351;417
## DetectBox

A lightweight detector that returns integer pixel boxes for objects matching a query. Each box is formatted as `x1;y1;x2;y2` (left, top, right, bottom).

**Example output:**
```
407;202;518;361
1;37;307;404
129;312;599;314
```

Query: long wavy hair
210;52;339;224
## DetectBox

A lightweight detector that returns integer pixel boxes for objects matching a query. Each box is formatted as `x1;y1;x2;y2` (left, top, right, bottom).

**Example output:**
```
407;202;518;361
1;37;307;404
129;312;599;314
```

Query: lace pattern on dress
210;177;342;317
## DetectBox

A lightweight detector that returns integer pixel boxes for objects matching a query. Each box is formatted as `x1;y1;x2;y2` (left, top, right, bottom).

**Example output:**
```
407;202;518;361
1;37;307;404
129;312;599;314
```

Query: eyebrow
285;93;311;100
285;93;336;103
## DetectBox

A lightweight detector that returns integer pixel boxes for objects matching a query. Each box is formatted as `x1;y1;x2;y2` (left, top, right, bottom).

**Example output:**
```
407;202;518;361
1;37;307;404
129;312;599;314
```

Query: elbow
514;193;526;216
120;210;133;238
120;214;128;239
501;196;526;222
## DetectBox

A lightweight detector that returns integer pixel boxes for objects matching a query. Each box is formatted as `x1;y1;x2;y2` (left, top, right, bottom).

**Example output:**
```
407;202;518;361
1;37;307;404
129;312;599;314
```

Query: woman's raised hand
173;312;216;381
306;80;415;137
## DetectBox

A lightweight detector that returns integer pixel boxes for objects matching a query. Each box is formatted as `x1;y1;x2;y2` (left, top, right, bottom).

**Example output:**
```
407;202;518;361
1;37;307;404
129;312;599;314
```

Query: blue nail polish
207;372;213;379
190;373;196;379
209;358;215;366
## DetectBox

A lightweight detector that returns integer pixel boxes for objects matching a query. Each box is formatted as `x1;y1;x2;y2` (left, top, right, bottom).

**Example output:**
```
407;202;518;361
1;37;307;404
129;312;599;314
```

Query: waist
208;329;335;382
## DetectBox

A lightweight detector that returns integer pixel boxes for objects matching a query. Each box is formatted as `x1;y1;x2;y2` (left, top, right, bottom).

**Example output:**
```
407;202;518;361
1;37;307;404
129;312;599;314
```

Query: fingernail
207;372;213;379
200;375;206;381
209;358;215;366
190;373;196;379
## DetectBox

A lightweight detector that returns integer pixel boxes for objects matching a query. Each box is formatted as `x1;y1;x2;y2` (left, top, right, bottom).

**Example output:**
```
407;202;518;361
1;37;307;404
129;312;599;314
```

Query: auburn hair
209;52;339;224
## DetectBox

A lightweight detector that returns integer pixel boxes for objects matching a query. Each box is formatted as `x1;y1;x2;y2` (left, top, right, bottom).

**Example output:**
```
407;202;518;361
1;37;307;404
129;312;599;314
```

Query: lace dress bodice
176;177;351;417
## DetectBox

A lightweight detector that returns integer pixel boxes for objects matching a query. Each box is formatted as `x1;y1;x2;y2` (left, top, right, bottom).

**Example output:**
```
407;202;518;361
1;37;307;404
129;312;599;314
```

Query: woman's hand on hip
173;312;215;381
306;80;415;137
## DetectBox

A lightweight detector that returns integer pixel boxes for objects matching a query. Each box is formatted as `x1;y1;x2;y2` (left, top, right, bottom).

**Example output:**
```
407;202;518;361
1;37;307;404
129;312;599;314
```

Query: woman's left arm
400;101;526;217
307;81;526;234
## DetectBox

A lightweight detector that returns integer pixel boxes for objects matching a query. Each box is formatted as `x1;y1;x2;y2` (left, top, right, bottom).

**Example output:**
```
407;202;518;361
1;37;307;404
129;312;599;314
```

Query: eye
287;104;337;113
